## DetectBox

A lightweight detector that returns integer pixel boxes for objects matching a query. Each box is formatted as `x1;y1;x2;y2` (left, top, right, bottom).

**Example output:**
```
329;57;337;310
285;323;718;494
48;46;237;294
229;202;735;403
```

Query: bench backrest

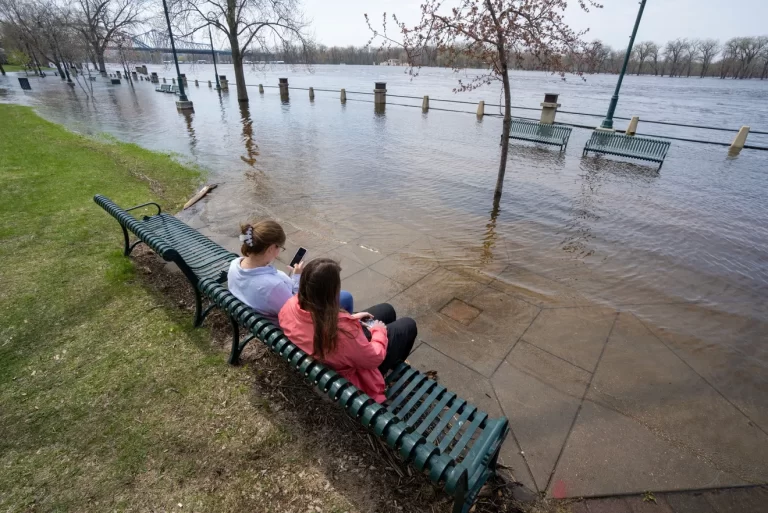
587;132;671;158
510;119;572;140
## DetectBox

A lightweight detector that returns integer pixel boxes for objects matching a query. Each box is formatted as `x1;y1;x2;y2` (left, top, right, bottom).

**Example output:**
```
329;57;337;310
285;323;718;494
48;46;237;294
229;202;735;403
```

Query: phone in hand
289;247;307;268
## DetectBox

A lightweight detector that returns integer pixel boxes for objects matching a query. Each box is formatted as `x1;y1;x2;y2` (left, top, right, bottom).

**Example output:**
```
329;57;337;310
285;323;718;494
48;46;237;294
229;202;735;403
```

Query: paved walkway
184;185;768;500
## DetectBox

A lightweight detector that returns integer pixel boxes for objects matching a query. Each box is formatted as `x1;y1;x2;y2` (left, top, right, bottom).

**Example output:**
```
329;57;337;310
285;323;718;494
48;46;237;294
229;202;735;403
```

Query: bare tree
698;39;720;77
647;41;662;75
633;40;654;75
664;38;688;77
74;0;145;74
172;0;311;102
367;0;599;202
760;43;768;80
683;39;700;77
728;36;768;79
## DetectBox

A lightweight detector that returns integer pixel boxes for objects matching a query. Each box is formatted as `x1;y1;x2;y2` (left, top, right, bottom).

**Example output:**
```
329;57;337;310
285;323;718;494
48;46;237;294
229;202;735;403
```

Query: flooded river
1;64;767;322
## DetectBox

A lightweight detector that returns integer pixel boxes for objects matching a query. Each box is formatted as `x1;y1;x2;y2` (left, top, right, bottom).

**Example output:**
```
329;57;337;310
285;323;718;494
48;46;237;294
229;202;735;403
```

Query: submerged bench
155;84;171;93
94;195;238;326
583;131;671;169
508;119;572;151
198;277;509;513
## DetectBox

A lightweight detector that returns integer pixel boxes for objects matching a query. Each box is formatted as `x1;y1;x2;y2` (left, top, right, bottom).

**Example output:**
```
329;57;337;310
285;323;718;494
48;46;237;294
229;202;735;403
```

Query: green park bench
508;119;572;151
583;131;671;169
94;195;237;327
95;194;510;513
198;277;510;513
155;84;171;93
169;85;180;95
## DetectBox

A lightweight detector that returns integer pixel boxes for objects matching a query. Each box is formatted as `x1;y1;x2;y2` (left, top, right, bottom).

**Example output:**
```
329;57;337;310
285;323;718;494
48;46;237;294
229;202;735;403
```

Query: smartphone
289;247;307;268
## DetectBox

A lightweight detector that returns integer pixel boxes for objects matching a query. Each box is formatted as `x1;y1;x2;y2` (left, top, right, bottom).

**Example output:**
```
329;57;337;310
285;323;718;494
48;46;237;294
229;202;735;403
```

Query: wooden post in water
626;116;640;136
374;82;386;113
309;87;315;101
279;78;289;101
477;101;485;117
340;89;347;103
259;84;264;94
730;126;750;152
422;96;429;112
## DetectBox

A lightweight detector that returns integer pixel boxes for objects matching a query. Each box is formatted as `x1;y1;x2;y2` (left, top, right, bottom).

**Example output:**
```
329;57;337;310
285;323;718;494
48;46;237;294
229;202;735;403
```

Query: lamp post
161;0;193;109
208;23;221;90
599;0;646;130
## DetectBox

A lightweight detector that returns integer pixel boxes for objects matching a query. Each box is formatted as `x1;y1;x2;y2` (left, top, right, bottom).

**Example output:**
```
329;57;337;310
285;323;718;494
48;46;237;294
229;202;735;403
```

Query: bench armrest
125;201;162;215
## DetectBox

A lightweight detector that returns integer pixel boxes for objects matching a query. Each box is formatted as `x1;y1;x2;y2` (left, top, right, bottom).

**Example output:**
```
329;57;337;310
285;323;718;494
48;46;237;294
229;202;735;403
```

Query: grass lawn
3;65;55;73
0;105;356;512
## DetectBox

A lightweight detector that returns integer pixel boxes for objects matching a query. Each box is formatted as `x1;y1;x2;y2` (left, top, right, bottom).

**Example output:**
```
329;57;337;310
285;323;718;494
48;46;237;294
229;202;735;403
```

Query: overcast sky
301;0;768;49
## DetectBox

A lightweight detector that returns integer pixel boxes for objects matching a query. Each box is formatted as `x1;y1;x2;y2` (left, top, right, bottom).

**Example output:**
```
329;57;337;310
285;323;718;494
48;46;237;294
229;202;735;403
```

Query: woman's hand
351;312;373;321
292;260;305;275
369;320;386;330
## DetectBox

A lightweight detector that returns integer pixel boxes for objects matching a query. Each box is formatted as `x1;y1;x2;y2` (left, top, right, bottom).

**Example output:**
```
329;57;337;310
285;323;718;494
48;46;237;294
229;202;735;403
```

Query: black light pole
600;0;647;130
208;24;221;90
161;0;189;103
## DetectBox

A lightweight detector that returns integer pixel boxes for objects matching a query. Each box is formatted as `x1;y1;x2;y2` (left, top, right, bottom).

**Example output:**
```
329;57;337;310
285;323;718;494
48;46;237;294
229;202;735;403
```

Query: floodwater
1;64;767;324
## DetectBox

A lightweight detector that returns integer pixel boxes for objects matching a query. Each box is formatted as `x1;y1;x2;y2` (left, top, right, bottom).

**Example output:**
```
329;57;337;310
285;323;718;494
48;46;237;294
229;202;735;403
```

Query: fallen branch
183;183;218;210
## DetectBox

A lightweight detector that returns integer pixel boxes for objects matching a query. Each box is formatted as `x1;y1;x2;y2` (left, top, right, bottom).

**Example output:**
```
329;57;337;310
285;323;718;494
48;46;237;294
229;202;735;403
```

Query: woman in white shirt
227;220;353;324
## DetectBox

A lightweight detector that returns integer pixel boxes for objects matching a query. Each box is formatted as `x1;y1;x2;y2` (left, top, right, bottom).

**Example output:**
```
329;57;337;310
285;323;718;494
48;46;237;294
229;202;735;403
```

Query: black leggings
364;303;417;375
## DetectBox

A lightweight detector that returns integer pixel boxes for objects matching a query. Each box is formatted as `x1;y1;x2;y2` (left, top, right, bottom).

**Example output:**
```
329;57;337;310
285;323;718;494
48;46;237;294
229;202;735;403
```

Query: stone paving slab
341;268;406;311
387;267;488;319
413;288;539;377
550;399;743;498
629;303;768;433
521;306;616;372
589;313;768;485
492;341;591;491
489;265;595;307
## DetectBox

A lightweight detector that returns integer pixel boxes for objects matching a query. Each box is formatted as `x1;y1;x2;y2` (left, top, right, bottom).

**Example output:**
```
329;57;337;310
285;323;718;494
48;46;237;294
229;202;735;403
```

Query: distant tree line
272;36;768;80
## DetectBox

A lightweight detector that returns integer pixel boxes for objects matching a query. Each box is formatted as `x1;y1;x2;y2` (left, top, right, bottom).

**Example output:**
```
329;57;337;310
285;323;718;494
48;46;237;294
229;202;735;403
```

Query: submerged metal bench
198;277;509;513
94;195;237;326
155;84;171;93
583;131;671;169
508;119;572;150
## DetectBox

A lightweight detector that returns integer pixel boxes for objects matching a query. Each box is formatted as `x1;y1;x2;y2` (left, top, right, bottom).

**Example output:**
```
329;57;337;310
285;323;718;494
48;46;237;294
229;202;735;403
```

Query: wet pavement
180;181;768;499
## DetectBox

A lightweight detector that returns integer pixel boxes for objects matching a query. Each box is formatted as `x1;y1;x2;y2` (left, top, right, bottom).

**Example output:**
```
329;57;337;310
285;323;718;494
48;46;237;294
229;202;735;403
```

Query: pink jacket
278;296;389;403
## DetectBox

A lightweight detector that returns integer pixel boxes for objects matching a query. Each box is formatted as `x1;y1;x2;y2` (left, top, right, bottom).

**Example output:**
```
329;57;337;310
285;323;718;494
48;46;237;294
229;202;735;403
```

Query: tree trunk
230;39;248;102
0;63;5;76
494;62;511;202
96;44;106;73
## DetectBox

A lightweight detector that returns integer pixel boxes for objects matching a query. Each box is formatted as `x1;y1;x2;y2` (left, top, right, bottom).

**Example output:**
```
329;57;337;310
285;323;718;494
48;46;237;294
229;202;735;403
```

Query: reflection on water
1;65;767;327
238;102;259;167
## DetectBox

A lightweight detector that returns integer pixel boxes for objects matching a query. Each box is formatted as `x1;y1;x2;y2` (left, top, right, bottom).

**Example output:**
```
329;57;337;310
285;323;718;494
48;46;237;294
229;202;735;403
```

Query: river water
2;64;767;324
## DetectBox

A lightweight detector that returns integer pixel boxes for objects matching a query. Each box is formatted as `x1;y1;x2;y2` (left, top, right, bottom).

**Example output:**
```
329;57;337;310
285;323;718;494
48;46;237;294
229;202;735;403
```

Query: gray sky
302;0;768;49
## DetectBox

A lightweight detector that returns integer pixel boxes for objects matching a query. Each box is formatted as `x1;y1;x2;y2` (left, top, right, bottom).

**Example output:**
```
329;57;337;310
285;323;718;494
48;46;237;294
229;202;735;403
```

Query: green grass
3;65;55;73
0;105;353;512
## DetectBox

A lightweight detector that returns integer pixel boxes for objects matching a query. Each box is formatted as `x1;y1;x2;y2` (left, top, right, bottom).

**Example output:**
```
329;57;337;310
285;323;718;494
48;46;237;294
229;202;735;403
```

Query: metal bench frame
508;119;572;151
94;195;237;327
155;84;171;93
583;131;671;169
95;194;510;513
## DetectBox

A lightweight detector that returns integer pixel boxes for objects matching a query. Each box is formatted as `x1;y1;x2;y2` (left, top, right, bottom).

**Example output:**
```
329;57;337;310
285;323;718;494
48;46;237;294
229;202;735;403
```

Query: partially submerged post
219;75;228;90
151;72;159;83
730;126;750;153
162;77;167;83
422;95;429;112
540;93;560;124
279;78;289;101
627;116;640;136
477;100;485;117
309;87;315;101
258;84;264;94
208;80;212;87
195;79;199;86
340;88;347;103
374;82;387;111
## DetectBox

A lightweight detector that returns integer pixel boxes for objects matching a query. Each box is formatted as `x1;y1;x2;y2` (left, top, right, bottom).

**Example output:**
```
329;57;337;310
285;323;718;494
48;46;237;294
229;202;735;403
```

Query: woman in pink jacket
278;258;417;403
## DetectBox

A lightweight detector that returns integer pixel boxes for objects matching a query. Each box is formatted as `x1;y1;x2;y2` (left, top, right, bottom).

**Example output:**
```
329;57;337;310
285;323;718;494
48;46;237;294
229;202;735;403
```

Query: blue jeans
340;290;354;313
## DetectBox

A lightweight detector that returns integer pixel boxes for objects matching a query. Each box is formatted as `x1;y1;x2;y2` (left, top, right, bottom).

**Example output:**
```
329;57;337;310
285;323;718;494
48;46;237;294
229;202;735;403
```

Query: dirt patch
131;245;525;513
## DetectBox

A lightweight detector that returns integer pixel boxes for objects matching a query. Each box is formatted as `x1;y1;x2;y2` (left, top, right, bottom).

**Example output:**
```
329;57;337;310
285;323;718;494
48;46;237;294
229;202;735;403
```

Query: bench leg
228;316;241;365
193;287;204;327
451;472;470;513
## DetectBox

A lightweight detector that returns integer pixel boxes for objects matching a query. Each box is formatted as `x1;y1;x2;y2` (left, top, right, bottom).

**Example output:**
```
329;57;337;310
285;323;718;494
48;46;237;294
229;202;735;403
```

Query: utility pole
162;0;193;110
208;24;221;90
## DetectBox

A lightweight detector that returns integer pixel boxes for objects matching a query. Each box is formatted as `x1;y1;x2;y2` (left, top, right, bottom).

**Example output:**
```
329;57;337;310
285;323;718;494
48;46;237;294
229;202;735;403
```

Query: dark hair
298;258;342;359
240;220;286;257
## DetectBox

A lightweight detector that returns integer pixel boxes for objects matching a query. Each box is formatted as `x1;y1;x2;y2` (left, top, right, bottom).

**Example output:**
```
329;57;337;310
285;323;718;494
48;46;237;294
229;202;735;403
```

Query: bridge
127;29;231;56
